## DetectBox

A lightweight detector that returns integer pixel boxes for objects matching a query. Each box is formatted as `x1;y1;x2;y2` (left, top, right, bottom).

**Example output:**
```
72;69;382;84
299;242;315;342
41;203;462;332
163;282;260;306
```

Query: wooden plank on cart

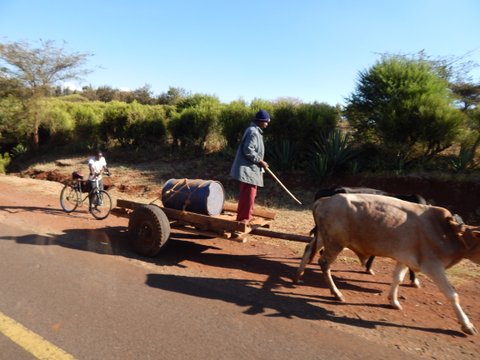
117;199;276;221
171;225;247;243
116;199;143;210
162;206;249;232
116;199;250;233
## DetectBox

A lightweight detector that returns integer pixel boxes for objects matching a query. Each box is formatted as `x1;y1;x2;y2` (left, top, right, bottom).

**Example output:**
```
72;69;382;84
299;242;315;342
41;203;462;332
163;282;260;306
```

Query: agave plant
450;145;478;172
307;129;359;181
267;139;298;171
10;144;28;158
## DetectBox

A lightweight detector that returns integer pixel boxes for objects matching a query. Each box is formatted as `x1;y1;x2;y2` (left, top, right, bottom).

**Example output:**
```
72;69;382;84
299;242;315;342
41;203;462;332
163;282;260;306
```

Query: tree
157;87;190;106
344;54;464;168
450;82;480;111
131;84;155;105
0;40;92;150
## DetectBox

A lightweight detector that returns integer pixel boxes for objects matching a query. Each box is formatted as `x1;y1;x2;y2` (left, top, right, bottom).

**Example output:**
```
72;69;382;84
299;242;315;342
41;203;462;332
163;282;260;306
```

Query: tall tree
344;54;464;167
0;40;92;150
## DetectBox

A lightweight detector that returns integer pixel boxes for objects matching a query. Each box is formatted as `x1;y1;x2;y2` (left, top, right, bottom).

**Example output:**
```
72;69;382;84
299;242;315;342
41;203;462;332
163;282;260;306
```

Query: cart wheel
128;204;171;257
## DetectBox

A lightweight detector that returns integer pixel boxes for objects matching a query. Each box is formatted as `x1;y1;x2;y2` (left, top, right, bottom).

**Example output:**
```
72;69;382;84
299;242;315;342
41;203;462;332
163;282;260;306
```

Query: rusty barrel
161;178;225;216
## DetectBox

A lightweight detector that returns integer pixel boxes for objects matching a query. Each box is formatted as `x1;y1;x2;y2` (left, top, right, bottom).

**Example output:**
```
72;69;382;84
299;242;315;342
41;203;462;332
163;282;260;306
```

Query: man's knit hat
255;109;270;122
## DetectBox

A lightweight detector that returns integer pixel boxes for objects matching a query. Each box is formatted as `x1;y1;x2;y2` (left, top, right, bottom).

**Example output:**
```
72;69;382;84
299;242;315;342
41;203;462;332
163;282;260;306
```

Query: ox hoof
293;277;304;285
292;273;304;284
333;294;345;302
389;301;402;310
411;279;421;288
462;324;478;336
366;269;375;276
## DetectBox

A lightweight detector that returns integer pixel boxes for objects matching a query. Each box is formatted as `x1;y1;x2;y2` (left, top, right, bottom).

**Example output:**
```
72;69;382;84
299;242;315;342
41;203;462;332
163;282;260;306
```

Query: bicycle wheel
60;184;80;213
90;190;112;220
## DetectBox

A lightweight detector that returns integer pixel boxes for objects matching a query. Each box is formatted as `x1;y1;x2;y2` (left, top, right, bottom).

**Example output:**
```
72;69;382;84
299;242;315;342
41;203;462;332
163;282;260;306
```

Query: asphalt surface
0;175;419;359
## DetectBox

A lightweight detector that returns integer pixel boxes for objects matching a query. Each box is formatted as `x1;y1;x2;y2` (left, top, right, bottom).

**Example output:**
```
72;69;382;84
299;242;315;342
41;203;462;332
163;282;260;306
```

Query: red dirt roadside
0;174;479;359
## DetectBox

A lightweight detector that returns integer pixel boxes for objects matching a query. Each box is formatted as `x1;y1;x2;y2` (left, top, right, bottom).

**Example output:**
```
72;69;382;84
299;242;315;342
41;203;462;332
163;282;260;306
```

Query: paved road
0;175;417;359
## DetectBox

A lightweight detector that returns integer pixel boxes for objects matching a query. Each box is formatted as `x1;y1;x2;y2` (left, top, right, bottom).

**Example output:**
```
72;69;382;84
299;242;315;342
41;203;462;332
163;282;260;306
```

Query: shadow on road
0;225;131;255
145;272;464;337
0;204;82;218
0;206;466;338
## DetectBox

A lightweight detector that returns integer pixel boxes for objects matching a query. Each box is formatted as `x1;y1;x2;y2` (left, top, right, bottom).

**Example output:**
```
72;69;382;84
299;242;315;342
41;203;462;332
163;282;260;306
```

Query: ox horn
447;216;465;236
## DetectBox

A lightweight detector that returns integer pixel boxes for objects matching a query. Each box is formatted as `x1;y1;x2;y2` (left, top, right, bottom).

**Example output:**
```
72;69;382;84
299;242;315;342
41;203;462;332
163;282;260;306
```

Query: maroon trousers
236;182;257;222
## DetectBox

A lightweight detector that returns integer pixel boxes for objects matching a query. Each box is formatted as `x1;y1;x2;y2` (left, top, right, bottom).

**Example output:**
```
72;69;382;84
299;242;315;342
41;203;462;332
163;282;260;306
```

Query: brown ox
296;193;480;335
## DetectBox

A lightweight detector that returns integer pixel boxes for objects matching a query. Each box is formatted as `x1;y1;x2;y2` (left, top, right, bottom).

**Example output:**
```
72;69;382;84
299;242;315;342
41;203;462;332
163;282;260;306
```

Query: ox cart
113;198;312;257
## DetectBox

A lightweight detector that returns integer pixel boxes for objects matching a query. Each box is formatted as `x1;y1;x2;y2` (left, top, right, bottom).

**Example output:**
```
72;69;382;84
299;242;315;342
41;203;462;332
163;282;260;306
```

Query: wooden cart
113;199;312;257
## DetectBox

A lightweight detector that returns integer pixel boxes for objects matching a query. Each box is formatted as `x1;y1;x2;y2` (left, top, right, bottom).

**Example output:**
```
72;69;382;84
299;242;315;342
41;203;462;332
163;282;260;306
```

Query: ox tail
294;226;322;284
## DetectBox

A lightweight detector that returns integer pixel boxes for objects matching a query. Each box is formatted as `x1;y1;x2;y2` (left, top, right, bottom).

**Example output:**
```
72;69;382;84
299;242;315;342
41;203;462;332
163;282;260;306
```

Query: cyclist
87;149;109;210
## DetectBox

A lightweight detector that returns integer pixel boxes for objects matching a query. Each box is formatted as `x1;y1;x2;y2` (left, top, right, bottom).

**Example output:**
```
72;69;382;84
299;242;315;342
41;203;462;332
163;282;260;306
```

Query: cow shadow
144;273;464;337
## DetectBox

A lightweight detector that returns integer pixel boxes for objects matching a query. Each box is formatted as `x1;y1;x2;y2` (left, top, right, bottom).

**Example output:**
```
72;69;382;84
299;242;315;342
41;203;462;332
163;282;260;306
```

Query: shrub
38;100;75;145
266;101;339;167
220;100;253;149
168;97;221;149
128;118;167;148
99;101;130;146
0;153;11;173
306;129;359;182
71;103;102;146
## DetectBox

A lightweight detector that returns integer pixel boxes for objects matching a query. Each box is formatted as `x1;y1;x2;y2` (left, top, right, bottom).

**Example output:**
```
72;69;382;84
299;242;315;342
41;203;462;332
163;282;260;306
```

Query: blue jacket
230;122;265;187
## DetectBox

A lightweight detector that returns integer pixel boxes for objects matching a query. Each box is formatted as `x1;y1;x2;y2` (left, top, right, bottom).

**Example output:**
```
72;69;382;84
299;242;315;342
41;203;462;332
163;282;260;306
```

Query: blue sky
1;0;479;106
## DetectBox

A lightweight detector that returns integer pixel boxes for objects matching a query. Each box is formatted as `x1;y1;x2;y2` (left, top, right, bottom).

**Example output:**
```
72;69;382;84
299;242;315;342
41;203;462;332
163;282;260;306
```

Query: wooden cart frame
113;199;312;257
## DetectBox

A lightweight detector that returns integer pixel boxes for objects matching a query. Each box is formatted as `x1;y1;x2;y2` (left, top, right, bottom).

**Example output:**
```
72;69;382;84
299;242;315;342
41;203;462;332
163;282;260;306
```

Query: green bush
99;101;130;146
220;100;253;149
38;100;75;145
168;97;221;149
71;103;103;146
0;153;11;173
168;108;205;147
266;101;339;167
127;106;167;148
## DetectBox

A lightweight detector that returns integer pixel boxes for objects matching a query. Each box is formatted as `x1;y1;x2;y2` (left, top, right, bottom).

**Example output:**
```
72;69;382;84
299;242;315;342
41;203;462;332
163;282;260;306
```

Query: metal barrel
161;178;225;216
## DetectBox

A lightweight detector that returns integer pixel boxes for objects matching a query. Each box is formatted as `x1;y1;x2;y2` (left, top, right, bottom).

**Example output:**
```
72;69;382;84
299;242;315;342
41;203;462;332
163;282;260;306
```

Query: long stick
265;167;303;205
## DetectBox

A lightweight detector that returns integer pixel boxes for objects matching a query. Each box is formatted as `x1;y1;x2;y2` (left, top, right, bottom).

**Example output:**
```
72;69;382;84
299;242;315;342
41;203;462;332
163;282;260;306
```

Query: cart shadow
0;204;90;218
0;226;130;255
0;226;221;262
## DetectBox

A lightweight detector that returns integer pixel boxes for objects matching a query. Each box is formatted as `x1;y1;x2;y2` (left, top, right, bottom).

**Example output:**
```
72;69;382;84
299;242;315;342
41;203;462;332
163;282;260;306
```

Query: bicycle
60;171;113;220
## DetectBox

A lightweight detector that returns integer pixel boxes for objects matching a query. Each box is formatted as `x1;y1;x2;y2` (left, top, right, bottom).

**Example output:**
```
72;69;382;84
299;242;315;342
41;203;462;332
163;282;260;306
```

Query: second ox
300;186;427;287
297;193;480;335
